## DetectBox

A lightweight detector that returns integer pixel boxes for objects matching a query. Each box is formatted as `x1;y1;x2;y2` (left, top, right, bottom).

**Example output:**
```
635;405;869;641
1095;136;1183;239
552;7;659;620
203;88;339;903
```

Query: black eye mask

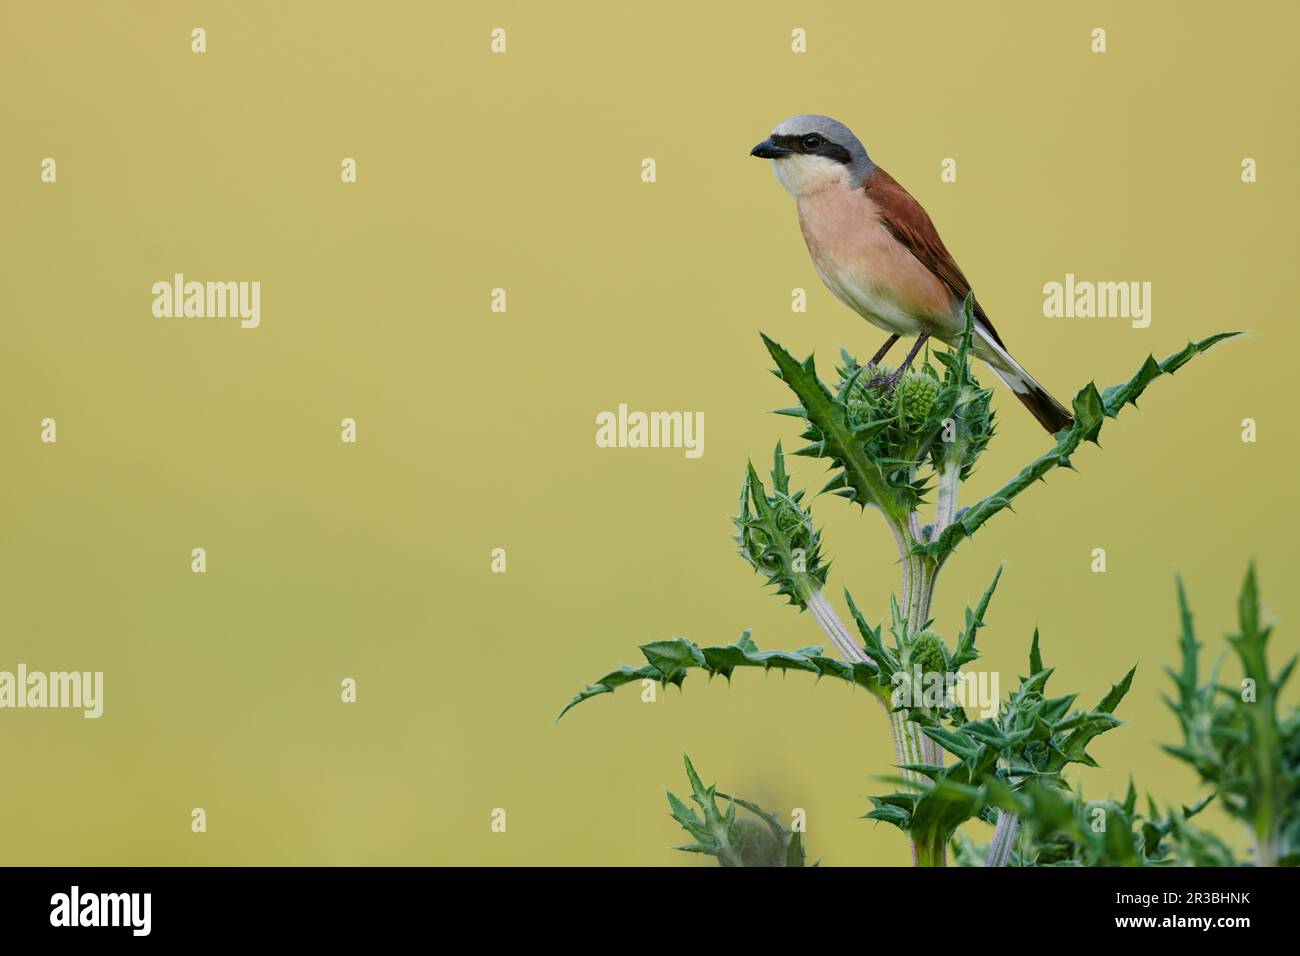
773;133;853;166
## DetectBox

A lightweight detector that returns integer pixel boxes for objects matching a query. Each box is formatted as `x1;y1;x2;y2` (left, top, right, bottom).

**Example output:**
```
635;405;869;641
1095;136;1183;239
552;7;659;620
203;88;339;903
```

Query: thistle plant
951;565;1296;867
561;298;1241;866
1161;565;1299;866
666;755;810;867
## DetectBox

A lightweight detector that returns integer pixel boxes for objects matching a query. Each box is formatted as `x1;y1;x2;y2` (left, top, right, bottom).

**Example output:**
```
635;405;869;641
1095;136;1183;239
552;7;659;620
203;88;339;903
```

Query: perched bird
751;115;1072;434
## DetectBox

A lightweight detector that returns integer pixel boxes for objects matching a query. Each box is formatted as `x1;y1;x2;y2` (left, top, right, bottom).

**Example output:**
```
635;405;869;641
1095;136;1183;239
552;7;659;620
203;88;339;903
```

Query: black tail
973;323;1074;435
1010;381;1074;435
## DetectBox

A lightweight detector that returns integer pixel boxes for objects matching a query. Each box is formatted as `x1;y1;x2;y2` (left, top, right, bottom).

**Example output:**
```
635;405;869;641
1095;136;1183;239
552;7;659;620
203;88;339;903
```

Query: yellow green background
1;0;1295;865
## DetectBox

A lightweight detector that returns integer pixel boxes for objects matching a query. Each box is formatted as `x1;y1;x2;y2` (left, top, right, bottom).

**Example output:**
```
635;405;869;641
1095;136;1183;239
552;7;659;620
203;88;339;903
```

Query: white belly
812;259;929;337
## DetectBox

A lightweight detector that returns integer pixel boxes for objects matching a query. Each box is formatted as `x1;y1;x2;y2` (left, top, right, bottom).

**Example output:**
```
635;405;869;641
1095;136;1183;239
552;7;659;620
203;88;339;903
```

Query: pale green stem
915;828;949;867
891;708;927;867
938;456;1025;866
907;564;944;771
1254;834;1279;868
901;485;945;776
985;810;1020;867
934;461;961;536
880;499;944;863
806;588;924;863
884;519;913;612
806;590;876;673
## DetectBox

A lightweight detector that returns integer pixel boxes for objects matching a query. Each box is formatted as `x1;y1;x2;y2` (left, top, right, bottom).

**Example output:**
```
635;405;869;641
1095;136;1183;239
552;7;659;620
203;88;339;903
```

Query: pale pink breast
796;187;955;335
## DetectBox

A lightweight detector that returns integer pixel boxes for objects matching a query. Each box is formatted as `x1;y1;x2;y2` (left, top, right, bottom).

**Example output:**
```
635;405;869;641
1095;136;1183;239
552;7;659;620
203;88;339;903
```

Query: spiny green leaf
921;332;1238;562
556;664;660;718
1029;629;1045;676
951;565;1002;669
558;631;884;719
760;333;912;520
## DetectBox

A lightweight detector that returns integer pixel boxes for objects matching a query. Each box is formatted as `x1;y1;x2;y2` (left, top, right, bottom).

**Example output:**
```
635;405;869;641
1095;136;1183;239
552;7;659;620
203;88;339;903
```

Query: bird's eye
802;134;824;150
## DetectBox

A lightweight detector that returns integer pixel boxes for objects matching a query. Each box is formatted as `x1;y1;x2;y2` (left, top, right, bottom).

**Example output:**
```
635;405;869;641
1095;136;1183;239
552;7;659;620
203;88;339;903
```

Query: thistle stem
915;828;948;868
870;502;946;862
806;590;874;670
1253;834;1279;868
885;519;913;612
806;588;930;863
934;462;961;538
985;809;1020;867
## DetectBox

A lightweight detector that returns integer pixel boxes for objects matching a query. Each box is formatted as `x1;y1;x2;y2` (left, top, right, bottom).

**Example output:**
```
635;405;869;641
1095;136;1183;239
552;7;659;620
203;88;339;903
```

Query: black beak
750;137;791;159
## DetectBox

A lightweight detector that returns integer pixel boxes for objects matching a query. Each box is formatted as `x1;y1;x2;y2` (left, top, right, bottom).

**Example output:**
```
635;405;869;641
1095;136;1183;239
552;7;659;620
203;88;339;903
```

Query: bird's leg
869;333;929;391
845;334;900;391
867;333;900;368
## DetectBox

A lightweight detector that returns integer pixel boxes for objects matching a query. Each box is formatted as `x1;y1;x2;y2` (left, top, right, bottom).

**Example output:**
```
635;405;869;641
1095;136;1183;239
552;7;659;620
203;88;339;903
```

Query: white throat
771;154;851;198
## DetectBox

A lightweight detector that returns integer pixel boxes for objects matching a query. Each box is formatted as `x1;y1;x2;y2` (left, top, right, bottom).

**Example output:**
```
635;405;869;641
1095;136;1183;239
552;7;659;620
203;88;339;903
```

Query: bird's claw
866;369;904;395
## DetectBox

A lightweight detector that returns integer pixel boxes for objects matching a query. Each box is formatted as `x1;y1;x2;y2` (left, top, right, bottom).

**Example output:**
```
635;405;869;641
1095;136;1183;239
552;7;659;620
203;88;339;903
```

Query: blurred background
0;0;1295;864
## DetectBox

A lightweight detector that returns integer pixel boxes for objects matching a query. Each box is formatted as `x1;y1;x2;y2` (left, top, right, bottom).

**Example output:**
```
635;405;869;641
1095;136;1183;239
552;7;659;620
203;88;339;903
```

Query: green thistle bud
846;397;874;430
668;756;808;867
733;445;828;607
905;629;950;677
774;499;805;534
895;371;941;429
728;818;784;867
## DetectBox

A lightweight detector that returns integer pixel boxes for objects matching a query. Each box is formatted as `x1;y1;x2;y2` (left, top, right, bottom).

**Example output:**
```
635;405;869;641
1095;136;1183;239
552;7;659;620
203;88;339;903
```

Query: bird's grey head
750;115;874;196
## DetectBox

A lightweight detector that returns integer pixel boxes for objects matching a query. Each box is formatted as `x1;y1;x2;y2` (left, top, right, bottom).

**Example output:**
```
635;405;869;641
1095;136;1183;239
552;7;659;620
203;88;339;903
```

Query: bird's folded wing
863;166;1007;348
